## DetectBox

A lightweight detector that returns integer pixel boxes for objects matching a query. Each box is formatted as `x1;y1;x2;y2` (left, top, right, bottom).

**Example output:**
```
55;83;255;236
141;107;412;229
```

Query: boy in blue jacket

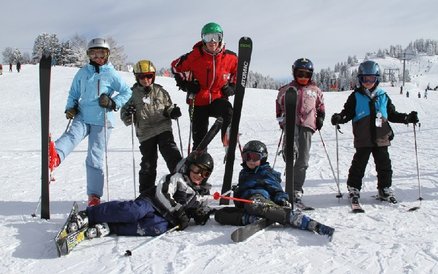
215;140;334;238
331;60;419;205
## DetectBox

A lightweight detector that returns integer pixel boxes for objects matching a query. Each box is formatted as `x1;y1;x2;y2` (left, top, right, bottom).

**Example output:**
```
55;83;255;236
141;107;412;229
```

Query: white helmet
87;38;110;51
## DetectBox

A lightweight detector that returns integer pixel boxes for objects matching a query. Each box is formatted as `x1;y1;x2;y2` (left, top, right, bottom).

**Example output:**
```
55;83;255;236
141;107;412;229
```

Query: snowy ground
0;63;437;274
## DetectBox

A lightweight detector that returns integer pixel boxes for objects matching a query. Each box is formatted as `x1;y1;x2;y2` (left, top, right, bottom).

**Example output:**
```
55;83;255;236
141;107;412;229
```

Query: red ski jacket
171;41;238;106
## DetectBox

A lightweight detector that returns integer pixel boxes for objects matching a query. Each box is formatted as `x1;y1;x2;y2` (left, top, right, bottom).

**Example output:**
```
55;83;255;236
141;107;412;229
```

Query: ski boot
88;195;101;207
85;223;110;239
67;210;88;233
315;223;335;240
377;187;398;204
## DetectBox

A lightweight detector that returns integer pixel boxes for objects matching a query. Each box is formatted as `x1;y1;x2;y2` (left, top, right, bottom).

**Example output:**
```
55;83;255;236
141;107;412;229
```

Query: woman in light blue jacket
50;38;132;206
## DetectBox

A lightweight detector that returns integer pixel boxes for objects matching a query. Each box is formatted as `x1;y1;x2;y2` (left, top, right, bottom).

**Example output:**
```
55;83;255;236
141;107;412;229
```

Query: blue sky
2;0;438;79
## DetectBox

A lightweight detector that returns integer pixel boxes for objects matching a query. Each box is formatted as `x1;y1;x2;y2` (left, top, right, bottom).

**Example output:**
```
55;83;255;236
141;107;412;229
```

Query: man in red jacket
171;22;238;151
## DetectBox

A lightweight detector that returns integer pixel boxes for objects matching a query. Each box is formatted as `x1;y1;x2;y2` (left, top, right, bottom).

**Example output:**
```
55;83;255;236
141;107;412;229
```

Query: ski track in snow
0;60;437;273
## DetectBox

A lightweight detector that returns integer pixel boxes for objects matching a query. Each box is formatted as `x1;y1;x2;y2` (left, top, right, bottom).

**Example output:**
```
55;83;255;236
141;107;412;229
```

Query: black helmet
292;58;314;73
186;151;214;172
242;140;268;162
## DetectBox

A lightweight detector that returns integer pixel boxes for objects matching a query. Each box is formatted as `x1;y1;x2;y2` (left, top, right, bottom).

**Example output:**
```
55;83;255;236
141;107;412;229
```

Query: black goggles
189;164;211;178
242;151;262;162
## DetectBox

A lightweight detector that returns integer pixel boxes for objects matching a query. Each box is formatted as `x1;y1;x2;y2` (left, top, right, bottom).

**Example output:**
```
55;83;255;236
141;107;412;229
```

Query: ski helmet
357;60;380;86
242;140;268;163
201;22;223;37
87;38;110;51
292;58;314;74
187;151;214;173
133;60;156;74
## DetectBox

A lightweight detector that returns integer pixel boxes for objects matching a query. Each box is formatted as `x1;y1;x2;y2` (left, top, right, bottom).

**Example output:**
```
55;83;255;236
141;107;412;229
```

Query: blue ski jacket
234;162;289;206
65;63;132;127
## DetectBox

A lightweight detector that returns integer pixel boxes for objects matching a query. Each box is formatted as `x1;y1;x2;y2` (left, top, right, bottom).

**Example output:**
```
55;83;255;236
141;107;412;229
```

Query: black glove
169;106;182;119
65;108;77;119
126;105;136;116
186;80;200;94
99;94;116;110
174;74;186;91
316;116;324;131
221;83;236;97
405;111;419;124
277;199;292;208
188;206;213;225
173;208;190;231
331;113;342;125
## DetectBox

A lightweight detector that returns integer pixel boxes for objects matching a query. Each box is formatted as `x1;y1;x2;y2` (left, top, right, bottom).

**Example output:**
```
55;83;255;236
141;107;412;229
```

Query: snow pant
346;146;392;190
214;200;317;231
191;98;233;150
86;198;169;236
55;118;111;197
139;131;182;196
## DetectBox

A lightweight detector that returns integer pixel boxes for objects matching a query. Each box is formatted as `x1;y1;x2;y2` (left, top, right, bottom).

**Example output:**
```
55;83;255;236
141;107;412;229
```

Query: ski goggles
295;70;312;79
189;164;211;179
87;48;109;59
242;151;263;162
359;75;378;84
136;73;155;80
202;33;223;43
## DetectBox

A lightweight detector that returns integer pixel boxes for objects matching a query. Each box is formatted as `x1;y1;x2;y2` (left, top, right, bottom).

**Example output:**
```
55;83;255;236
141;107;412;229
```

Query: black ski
40;54;52;220
194;117;223;152
284;87;298;204
231;218;273;242
295;201;315;211
350;197;365;213
221;37;253;204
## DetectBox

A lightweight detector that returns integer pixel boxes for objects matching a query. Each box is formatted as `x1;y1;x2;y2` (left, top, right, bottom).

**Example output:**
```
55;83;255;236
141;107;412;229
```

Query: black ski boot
67;210;88;233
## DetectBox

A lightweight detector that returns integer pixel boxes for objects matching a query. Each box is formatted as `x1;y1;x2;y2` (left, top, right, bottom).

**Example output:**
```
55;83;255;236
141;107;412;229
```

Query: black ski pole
409;123;423;211
124;225;179;256
272;129;284;169
175;106;184;158
131;113;137;199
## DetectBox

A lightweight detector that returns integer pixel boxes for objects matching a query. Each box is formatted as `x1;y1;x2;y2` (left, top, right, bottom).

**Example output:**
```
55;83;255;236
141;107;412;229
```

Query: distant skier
16;61;21;73
65;151;215;238
331;60;419;204
215;140;334;239
120;59;182;197
424;89;428;99
0;64;2;75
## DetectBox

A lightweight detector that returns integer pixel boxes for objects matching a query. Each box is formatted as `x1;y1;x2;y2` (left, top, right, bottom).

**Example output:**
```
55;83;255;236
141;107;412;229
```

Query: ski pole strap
212;192;254;204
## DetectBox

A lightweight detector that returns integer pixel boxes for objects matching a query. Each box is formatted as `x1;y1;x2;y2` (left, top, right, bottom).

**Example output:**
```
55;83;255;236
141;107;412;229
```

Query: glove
174;73;186;91
405;111;419;124
331;113;342;125
278;199;292;208
221;83;236;97
277;116;285;130
186;80;200;94
188;206;213;225
316;116;324;131
65;108;77;119
173;208;190;231
99;94;116;110
126;105;136;116
169;106;182;119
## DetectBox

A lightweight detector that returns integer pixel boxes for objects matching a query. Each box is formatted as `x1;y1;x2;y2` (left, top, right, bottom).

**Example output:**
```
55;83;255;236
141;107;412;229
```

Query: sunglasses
87;49;109;59
136;73;155;80
202;33;223;43
190;164;211;178
295;70;312;79
359;75;378;84
242;151;262;162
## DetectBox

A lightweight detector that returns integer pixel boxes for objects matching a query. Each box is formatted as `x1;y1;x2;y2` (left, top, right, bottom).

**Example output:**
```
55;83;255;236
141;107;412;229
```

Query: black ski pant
346;146;392;191
191;98;233;150
139;131;182;196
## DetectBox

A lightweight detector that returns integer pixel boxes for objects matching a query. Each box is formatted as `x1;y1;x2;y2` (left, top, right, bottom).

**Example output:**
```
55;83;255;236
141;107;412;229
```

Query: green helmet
201;22;223;36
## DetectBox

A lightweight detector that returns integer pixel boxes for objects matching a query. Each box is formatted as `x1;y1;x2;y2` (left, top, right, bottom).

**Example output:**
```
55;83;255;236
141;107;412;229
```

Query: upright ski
284;87;298;203
40;54;52;220
231;218;273;242
221;37;253;204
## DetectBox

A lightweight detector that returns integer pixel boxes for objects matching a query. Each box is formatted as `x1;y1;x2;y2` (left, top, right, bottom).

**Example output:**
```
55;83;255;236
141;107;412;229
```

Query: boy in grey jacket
121;60;182;196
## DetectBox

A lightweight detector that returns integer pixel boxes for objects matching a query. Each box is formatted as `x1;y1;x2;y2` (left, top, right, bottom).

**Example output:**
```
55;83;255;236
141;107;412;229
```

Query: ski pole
212;192;255;204
272;129;284;169
124;225;180;256
318;130;342;198
335;125;342;197
187;95;195;155
131;113;137;199
409;123;423;211
176;117;184;158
